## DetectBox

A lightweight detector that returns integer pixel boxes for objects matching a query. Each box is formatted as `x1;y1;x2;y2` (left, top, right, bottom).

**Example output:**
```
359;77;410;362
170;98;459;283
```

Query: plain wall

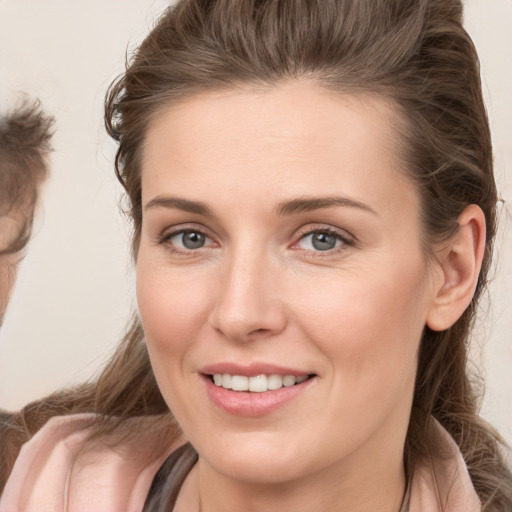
0;0;511;446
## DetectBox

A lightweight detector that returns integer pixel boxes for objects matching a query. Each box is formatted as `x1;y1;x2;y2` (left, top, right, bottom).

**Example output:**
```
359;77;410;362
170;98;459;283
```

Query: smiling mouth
209;373;315;392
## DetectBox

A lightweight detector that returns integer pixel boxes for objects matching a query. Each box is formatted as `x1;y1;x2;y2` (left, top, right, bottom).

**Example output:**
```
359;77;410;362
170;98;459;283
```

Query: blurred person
0;98;53;326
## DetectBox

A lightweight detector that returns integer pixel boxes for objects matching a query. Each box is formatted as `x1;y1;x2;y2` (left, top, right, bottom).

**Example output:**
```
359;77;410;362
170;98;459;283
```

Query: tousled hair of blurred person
0;98;54;324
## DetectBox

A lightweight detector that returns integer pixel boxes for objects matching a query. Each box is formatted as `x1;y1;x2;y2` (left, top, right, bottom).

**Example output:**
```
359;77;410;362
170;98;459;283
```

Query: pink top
0;414;481;512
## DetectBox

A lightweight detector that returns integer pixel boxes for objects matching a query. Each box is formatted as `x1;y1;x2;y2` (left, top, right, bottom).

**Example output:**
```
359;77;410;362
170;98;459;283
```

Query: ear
426;204;486;332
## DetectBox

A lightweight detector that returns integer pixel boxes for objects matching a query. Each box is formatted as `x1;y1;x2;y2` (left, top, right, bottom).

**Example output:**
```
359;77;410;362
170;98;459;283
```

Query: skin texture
0;214;24;326
136;82;483;512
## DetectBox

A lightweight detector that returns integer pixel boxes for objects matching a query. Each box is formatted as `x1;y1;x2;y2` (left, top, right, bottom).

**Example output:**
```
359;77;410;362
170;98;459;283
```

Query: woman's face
137;83;441;484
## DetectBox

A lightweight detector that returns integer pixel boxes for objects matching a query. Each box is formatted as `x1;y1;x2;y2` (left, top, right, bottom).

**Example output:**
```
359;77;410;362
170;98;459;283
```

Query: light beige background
0;0;510;446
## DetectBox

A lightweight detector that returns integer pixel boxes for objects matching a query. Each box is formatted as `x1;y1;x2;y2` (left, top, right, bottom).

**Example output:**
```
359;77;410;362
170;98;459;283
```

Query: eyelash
157;225;355;256
292;226;354;256
157;226;216;254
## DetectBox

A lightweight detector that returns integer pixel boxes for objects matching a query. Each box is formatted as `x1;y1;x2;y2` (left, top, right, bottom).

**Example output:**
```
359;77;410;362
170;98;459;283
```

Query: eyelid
291;224;356;252
155;222;355;255
157;223;218;251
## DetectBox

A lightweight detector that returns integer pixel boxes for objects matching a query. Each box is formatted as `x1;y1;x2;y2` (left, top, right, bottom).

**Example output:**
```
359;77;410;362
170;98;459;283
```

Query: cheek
136;262;208;355
290;265;428;451
293;260;429;387
135;260;210;417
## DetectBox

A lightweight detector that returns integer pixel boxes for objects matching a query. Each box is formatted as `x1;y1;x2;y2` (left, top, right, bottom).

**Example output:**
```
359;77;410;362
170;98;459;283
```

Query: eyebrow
144;196;214;216
143;195;377;217
275;196;378;216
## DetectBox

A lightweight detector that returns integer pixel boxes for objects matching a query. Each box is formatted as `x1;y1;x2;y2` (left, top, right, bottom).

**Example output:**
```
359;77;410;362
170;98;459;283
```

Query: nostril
251;328;269;334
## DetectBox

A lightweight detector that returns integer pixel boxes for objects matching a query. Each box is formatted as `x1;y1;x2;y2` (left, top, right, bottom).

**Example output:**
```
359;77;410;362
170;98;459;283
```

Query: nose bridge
210;239;285;341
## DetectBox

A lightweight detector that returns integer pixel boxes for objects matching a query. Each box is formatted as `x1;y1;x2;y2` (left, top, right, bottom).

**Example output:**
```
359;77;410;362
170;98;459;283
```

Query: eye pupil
312;232;337;251
182;231;205;249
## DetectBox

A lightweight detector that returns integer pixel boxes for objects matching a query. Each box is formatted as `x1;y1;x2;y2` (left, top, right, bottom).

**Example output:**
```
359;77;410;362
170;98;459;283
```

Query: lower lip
202;375;314;417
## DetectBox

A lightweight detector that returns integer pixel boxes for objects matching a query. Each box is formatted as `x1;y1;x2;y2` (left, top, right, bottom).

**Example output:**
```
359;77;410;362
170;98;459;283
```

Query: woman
1;0;511;510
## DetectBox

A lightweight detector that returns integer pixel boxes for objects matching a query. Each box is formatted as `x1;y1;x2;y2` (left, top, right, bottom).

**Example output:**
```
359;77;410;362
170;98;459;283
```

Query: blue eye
167;230;211;250
297;231;344;251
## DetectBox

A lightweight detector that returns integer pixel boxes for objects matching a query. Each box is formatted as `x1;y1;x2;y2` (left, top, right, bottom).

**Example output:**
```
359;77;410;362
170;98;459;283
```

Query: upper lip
200;362;312;377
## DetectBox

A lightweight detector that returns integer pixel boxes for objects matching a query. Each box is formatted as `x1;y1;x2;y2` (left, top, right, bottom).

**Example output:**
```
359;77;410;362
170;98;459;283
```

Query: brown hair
0;98;54;255
2;1;511;508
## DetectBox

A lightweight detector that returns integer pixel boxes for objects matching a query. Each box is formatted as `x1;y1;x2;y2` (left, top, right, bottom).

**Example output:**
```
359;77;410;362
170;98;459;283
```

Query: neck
176;443;407;512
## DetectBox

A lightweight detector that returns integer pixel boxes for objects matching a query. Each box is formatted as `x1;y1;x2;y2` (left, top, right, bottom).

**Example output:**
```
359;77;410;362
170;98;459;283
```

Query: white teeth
249;374;267;392
212;373;309;392
283;375;296;387
221;374;232;389
231;375;249;391
267;374;284;390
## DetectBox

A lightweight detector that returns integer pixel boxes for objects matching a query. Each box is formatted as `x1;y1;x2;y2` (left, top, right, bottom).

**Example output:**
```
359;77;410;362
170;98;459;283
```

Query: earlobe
426;205;486;332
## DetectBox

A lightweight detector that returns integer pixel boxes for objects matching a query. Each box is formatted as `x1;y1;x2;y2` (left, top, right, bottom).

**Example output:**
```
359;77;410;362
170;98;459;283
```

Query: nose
208;246;287;343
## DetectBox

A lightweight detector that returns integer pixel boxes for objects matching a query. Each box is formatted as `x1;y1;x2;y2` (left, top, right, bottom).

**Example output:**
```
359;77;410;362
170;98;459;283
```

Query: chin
195;432;314;484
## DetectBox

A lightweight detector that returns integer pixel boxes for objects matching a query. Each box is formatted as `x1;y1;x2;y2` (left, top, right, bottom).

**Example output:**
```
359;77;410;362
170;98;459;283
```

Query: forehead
140;82;416;216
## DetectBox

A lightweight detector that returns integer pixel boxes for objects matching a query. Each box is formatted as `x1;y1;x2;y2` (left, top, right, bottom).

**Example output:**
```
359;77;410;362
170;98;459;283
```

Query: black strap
143;442;198;512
